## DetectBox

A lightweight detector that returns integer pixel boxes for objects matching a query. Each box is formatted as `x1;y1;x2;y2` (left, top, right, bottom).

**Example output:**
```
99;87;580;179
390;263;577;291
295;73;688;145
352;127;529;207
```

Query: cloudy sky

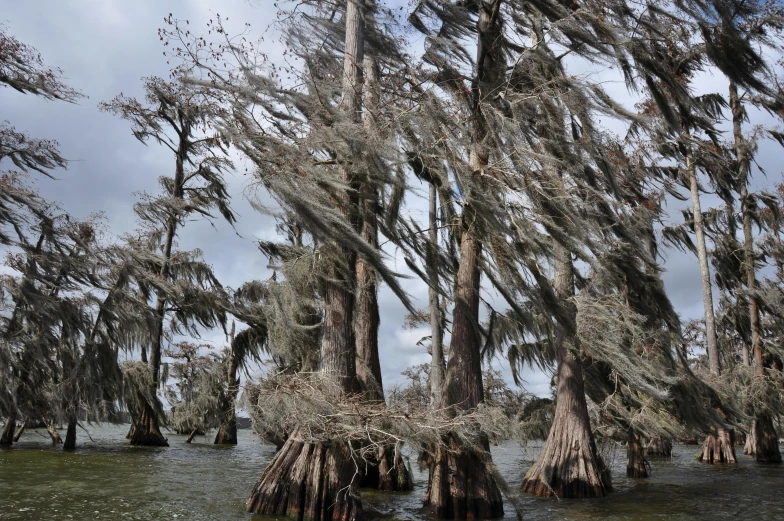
3;0;782;397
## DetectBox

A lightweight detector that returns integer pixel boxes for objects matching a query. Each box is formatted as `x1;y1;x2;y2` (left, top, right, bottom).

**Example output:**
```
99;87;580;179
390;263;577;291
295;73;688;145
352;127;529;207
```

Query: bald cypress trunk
699;428;736;464
63;415;77;450
646;436;672;457
428;182;445;412
687;151;738;464
130;402;168;446
12;421;25;442
753;415;781;463
423;2;505;516
744;421;756;455
247;3;367;518
0;416;16;445
215;342;239;445
522;242;611;498
626;429;648;478
353;53;413;493
46;421;63;446
129;137;184;447
728;81;781;465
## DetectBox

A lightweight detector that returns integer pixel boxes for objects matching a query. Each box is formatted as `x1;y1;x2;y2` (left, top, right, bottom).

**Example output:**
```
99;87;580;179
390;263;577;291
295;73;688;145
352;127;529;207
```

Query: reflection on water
1;425;782;520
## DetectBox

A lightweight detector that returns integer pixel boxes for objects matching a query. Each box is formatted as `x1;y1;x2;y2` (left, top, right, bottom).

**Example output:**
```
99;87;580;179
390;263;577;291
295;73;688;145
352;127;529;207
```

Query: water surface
1;425;781;520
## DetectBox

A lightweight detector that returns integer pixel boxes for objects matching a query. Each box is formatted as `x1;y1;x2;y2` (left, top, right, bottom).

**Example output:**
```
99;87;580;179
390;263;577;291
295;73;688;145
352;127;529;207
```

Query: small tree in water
101;75;234;446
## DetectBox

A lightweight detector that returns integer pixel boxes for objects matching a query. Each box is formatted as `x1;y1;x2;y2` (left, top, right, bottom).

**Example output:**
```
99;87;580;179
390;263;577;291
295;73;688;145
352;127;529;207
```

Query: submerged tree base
63;418;77;450
646;436;672;457
699;429;736;464
754;415;782;464
627;430;648;478
129;405;168;447
361;443;413;492
0;418;16;446
214;416;237;445
246;428;361;521
423;434;504;519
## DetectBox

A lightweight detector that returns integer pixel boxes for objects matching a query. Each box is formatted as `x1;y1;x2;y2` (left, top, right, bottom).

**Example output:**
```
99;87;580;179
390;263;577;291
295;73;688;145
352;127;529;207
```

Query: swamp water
1;424;782;520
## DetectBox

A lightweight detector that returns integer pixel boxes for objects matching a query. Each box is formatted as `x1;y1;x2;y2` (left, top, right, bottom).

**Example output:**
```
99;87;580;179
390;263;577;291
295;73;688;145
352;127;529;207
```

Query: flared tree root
129;404;169;447
360;443;412;492
521;417;611;497
626;430;648;478
246;430;362;521
699;428;736;464
754;415;782;464
423;434;504;519
646;436;672;457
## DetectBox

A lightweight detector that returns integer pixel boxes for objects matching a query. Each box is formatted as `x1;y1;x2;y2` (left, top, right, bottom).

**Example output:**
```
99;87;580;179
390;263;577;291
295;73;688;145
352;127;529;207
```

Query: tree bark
730;82;781;464
63;415;77;450
522;242;611;498
424;2;505;516
626;429;648;478
215;341;239;445
0;416;16;445
646;436;672;457
744;421;756;455
46;421;63;446
688;151;738;464
247;2;367;517
186;428;199;444
754;414;782;464
427;181;445;412
699;428;736;464
246;428;362;521
12;420;25;442
686;153;720;376
129;402;168;446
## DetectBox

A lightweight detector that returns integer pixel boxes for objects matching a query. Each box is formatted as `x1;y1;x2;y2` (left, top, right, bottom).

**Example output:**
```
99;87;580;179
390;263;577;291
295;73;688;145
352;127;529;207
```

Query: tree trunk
214;407;238;445
354;193;382;401
361;443;412;492
423;204;503;518
754;414;782;464
424;2;506;515
427;181;445;412
626;429;648;478
129;402;168;446
699;428;736;464
46;421;63;446
63;416;77;450
12;420;26;442
247;2;367;518
744;422;756;455
730;82;781;465
687;151;739;464
646;436;672;457
246;428;362;521
0;416;16;445
186;428;199;444
522;240;611;498
215;346;239;445
686;153;720;376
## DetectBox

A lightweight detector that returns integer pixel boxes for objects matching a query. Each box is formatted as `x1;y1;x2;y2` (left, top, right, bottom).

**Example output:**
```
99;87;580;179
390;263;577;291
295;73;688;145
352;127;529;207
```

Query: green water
0;425;782;520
